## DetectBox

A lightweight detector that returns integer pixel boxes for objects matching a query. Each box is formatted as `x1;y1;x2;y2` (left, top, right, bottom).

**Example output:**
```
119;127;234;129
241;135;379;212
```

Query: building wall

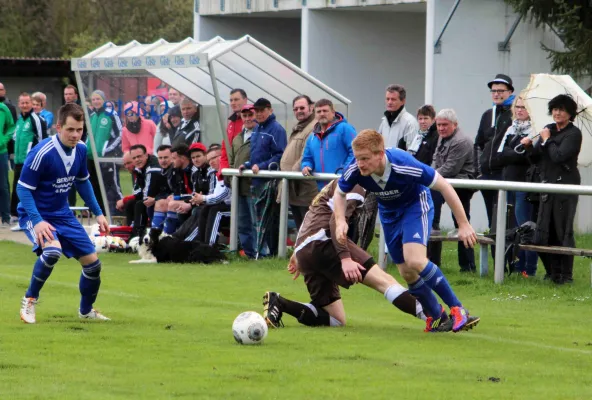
305;9;426;131
195;15;302;66
431;0;591;233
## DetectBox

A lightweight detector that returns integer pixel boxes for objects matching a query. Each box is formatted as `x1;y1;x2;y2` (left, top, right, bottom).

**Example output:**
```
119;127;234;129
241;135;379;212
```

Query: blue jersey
338;148;437;214
18;135;89;219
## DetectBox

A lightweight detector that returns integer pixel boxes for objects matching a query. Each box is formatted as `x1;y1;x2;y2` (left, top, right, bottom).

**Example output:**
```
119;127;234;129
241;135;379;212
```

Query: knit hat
92;90;107;101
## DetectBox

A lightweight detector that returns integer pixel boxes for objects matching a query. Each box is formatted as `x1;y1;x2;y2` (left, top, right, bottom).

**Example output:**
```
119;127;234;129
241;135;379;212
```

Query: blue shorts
20;212;95;259
380;190;433;265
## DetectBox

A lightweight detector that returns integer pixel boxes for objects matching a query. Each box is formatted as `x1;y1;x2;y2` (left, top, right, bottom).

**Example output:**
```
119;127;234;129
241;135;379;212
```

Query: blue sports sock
163;212;179;234
419;261;462;308
79;259;102;315
25;247;61;298
152;211;166;229
408;278;442;318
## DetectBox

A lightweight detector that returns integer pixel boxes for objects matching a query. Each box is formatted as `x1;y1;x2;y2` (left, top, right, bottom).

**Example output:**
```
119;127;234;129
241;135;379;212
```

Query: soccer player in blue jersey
17;103;110;324
334;129;480;333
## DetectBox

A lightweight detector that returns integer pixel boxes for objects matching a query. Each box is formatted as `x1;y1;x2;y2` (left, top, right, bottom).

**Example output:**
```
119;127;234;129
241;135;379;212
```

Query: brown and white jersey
295;179;366;260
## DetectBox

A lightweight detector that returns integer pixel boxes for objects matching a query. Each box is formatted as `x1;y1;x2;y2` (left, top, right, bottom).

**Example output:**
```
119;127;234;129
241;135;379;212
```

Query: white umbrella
520;73;592;166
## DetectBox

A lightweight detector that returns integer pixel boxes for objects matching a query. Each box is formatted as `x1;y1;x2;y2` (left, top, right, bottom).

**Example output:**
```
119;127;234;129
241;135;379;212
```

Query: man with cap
240;98;287;257
474;73;515;231
228;103;258;258
220;89;247;175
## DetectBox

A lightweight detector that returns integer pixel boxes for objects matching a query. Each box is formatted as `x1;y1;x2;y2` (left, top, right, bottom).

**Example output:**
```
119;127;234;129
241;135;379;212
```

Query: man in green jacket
0;101;15;227
10;93;47;227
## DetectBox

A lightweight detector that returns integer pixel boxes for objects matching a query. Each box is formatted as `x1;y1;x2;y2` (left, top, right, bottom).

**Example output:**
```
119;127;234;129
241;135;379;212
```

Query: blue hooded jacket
301;112;356;190
244;113;287;185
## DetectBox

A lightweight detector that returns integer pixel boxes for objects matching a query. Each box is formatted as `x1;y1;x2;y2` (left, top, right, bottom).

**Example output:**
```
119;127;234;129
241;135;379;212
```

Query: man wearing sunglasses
474;73;515;231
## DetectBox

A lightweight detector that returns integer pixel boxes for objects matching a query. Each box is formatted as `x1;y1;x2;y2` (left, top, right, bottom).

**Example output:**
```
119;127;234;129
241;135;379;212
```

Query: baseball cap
253;98;272;109
241;104;255;112
189;142;207;154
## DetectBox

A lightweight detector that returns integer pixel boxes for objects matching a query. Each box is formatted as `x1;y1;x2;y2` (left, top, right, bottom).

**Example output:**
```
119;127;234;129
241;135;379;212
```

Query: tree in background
0;0;193;58
504;0;592;78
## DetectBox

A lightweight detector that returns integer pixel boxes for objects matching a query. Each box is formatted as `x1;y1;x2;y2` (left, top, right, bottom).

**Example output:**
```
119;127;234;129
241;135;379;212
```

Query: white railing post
494;190;507;284
278;178;290;258
229;176;239;251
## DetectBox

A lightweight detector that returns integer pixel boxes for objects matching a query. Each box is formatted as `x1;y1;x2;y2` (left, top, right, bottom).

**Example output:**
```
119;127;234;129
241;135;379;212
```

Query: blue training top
337;147;438;214
18;135;90;219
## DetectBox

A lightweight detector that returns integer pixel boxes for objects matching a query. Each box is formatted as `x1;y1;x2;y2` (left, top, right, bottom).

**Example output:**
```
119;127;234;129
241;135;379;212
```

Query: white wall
195;15;301;66
305;9;426;131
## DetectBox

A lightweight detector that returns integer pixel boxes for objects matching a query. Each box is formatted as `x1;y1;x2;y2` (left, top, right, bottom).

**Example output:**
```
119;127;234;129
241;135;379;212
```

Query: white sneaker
79;309;111;321
20;297;37;324
10;224;23;232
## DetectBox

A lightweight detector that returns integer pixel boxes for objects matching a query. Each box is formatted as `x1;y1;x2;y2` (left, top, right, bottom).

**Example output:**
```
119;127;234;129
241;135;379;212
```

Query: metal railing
222;168;592;284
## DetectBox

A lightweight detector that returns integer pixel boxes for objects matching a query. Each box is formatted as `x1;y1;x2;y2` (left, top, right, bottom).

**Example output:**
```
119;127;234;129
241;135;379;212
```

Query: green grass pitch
1;238;592;400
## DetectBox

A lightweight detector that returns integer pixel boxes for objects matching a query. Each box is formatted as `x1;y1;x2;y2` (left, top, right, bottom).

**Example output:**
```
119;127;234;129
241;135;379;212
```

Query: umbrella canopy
520;73;592;166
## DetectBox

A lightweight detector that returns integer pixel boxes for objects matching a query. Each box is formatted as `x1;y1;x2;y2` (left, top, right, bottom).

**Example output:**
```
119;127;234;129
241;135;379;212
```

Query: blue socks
408;278;442;318
152;211;166;229
419;261;462;308
79;259;102;315
163;212;179;234
25;247;62;298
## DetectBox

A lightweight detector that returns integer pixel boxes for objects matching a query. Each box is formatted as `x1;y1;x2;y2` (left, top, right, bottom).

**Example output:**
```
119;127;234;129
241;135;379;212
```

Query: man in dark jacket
129;144;161;238
163;144;194;234
171;99;200;147
474;74;515;229
240;98;287;257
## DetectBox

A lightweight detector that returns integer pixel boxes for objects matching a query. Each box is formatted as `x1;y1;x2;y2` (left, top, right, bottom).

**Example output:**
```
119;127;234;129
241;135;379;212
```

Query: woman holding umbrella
520;94;582;284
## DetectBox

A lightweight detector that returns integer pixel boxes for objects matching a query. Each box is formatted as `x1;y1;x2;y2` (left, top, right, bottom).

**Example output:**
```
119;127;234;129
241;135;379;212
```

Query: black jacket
171;116;200;148
527;123;581;246
411;123;439;166
132;155;161;201
474;105;513;176
168;163;193;196
500;129;532;182
191;164;210;195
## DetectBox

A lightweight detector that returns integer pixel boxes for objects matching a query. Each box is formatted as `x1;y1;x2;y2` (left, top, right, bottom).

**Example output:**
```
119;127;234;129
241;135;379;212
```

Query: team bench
429;234;494;277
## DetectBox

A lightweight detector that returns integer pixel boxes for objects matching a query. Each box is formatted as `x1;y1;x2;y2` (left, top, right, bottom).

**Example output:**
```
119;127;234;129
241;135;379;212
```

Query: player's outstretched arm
432;172;477;248
332;189;349;245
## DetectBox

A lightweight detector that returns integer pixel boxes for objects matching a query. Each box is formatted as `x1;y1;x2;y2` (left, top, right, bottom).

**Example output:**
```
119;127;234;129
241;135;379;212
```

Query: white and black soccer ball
232;312;268;345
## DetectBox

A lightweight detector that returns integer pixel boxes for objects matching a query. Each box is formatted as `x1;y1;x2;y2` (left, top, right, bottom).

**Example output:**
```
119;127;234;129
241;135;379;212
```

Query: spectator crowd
0;73;584;284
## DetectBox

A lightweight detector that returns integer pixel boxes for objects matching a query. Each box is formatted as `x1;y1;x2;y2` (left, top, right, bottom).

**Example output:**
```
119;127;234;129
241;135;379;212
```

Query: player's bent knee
82;259;102;280
42;240;61;250
41;246;62;266
155;199;168;212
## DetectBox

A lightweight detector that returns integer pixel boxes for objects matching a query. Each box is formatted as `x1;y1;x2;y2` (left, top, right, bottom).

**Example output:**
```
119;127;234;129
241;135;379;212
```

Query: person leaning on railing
520;94;582;284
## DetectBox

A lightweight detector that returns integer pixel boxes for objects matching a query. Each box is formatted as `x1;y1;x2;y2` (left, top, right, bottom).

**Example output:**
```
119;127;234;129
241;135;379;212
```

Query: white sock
384;284;406;303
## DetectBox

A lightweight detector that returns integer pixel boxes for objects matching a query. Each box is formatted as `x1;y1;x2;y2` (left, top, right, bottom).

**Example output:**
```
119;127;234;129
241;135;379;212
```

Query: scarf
497;119;533;152
491;94;515;127
385;106;404;126
126;118;142;134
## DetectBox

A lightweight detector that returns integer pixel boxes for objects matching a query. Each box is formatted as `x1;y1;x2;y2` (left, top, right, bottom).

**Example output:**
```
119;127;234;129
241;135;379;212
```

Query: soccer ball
232;312;268;345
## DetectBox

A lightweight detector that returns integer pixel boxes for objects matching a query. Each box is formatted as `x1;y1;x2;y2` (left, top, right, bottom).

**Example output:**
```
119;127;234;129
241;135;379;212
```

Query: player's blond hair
352;129;384;154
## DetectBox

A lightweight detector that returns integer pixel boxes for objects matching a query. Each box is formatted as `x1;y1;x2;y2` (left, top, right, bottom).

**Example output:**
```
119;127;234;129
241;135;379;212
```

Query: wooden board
519;244;592;257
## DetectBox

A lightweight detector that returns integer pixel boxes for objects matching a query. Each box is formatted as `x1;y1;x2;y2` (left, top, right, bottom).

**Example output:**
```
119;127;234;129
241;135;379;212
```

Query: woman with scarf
153;102;179;150
122;101;157;155
499;97;538;277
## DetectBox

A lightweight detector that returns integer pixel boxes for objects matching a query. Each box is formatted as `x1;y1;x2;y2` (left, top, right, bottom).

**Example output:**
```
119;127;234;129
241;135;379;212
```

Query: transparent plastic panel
233;43;345;105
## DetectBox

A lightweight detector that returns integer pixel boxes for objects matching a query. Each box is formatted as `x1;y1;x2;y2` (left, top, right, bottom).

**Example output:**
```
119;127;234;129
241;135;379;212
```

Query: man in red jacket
220;89;247;174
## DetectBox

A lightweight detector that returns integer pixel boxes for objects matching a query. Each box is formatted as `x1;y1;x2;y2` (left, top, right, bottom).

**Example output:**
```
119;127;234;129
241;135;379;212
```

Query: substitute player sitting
18;103;110;324
263;179;427;329
334;129;480;333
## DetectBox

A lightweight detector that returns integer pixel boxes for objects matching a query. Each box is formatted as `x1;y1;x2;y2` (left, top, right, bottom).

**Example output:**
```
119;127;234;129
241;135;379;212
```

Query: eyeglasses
515;105;526;110
490;89;509;94
293;106;308;112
